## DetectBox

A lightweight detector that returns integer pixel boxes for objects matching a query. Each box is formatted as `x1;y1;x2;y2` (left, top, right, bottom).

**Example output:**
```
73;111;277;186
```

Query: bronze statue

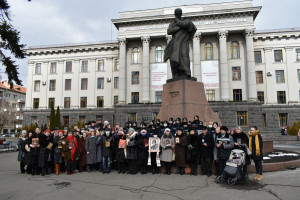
164;8;197;81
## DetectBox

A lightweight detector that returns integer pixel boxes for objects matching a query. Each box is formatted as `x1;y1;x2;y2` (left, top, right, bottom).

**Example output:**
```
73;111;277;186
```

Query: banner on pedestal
201;60;219;89
151;63;167;91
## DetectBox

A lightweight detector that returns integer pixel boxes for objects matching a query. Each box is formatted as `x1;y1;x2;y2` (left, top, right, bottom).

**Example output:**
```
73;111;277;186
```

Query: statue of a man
164;8;197;80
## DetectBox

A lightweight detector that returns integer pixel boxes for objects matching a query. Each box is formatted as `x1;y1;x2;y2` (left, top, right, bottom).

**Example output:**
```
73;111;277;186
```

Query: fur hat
220;126;228;132
128;128;135;133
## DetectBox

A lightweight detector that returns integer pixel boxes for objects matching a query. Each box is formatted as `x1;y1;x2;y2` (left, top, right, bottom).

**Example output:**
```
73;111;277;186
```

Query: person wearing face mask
175;128;188;175
17;130;27;174
199;126;214;177
216;126;234;176
147;120;155;135
40;129;54;176
187;129;200;176
85;129;97;172
62;130;79;175
114;127;127;174
53;130;65;175
100;128;114;174
149;129;161;174
136;129;149;174
182;117;189;135
78;131;88;172
191;115;200;129
132;122;138;132
126;128;138;175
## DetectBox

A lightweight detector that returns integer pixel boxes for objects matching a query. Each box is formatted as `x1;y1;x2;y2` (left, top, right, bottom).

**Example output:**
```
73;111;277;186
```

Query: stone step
261;134;298;141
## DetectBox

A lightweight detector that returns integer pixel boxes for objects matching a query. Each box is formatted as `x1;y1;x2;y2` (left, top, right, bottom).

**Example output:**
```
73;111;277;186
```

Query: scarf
66;136;78;161
248;130;261;156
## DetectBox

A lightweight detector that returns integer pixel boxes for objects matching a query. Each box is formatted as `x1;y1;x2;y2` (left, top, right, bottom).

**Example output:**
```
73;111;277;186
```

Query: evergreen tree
56;106;61;129
49;106;56;130
0;0;26;87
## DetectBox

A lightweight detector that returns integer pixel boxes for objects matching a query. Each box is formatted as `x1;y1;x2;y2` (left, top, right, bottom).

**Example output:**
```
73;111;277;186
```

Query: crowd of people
17;116;263;181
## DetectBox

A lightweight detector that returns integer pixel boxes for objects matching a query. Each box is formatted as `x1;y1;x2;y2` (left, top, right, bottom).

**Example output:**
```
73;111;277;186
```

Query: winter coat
249;132;263;161
28;133;41;157
232;131;251;165
85;136;97;164
23;139;32;165
211;132;219;161
78;137;87;167
100;135;114;157
216;133;234;160
136;134;149;165
199;133;214;159
186;134;200;162
96;135;103;162
114;134;126;163
53;136;64;164
160;134;175;162
126;133;137;160
38;134;53;168
17;138;26;162
175;134;188;167
62;137;79;162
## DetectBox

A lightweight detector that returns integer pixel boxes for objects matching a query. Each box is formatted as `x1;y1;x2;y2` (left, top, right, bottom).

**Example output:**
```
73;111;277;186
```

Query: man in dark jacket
29;127;42;176
199;126;214;176
100;128;114;174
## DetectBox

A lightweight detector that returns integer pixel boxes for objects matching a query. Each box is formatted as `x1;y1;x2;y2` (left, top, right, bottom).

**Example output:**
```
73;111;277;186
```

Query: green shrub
287;122;300;136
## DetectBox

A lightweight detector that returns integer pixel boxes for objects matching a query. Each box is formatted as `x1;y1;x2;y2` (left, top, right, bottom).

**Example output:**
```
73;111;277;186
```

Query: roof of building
0;81;26;94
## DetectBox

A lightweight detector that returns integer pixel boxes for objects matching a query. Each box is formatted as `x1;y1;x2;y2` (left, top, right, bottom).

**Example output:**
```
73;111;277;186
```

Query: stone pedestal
157;79;221;123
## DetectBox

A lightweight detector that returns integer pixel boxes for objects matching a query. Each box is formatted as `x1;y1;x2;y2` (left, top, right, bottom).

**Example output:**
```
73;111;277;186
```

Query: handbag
245;144;252;156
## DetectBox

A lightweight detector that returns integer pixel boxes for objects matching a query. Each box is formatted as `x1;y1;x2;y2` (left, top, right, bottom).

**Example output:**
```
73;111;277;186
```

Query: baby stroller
217;149;246;185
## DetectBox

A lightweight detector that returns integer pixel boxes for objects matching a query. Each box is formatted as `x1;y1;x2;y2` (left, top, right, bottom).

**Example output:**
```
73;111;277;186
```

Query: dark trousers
190;161;198;174
201;157;212;174
20;162;25;173
118;162;125;172
31;155;39;175
218;159;227;175
254;160;263;175
65;160;75;172
164;162;172;173
128;159;137;173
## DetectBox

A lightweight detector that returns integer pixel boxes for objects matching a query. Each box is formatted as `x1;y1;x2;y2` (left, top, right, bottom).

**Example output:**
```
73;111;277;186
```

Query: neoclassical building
24;1;300;133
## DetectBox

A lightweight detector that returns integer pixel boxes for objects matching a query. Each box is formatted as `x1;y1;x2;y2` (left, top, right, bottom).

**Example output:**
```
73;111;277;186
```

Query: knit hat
44;129;51;133
21;130;27;134
128;128;135;133
220;126;228;132
164;128;171;133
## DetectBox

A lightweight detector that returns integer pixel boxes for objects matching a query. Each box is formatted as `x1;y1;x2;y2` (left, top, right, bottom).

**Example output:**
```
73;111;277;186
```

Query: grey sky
2;0;300;87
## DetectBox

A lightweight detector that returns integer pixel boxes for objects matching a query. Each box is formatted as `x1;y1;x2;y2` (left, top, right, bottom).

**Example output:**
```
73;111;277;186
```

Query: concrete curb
247;159;300;172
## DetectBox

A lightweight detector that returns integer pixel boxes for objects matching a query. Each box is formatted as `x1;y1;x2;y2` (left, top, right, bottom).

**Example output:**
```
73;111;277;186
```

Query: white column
25;62;34;109
285;47;297;103
166;35;172;79
118;38;126;104
40;61;49;109
218;30;230;101
193;33;201;81
88;59;96;108
141;36;150;103
71;60;80;108
245;29;257;101
57;61;64;108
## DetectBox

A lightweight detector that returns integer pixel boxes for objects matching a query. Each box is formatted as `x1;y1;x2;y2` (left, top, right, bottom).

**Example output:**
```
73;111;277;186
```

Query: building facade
0;81;26;134
24;1;300;133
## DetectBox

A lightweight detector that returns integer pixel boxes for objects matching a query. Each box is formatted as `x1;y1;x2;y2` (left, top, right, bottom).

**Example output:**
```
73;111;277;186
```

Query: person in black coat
187;129;200;176
248;126;263;181
100;128;114;174
126;128;138;175
114;128;126;174
28;127;42;176
136;129;149;174
232;127;251;178
38;129;53;176
199;126;214;176
23;131;33;174
216;126;234;176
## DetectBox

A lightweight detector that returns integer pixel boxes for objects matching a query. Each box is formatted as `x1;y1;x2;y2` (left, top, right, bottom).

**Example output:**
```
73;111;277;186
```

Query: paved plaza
0;151;299;200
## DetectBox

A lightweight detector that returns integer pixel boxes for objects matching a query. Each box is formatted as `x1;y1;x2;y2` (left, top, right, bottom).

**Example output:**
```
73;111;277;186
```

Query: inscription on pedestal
169;91;179;98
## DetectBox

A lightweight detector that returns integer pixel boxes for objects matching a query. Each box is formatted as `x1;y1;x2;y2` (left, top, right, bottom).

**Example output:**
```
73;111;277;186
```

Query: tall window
63;116;69;128
233;89;242;101
33;98;39;109
114;96;118;105
237;111;248;127
262;114;267;127
299;90;300;102
255;51;262;63
231;41;240;59
155;91;162;103
49;80;56;91
35;63;41;74
131;71;139;84
34;80;40;92
279;113;288;127
206;89;215;101
81;78;88;90
274;50;283;62
65;79;71;90
131;92;139;104
114;77;119;89
127;113;136;122
81;60;88;72
31;116;38;125
114;58;119;71
97;96;104;107
98;59;104;71
50;62;56;74
80;97;87;108
66;61;72;72
132;48;139;64
205;42;213;60
79;116;86;123
298;69;300;82
48;98;55;108
155;46;164;63
277;91;286;104
97;77;104;89
296;49;300;62
64;97;71;108
276;70;285;83
232;67;241;81
257;91;264;103
256;71;263;84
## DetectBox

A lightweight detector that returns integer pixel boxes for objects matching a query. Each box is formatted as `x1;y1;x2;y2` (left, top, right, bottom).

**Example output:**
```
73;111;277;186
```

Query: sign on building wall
151;63;168;91
201;60;219;88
